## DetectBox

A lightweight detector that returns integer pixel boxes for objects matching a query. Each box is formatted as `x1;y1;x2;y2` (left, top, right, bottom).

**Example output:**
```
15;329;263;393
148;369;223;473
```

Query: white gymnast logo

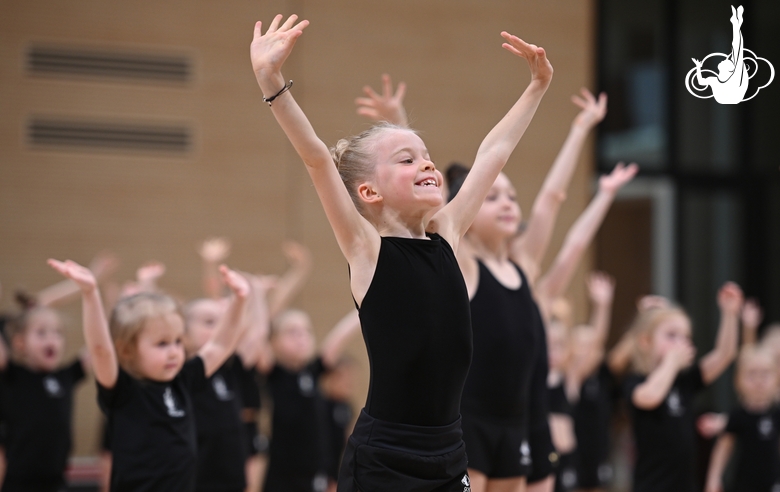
43;376;63;397
163;387;185;417
758;416;774;438
684;5;774;104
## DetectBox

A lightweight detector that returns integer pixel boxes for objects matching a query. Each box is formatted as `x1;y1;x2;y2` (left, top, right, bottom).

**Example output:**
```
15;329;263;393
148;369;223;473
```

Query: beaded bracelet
263;80;293;106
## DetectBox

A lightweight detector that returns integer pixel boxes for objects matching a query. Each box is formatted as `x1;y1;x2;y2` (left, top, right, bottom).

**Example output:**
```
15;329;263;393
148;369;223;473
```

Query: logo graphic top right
684;5;774;104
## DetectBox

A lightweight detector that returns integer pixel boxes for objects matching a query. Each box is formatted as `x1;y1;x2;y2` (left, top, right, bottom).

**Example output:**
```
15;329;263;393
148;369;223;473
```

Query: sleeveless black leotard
461;260;540;422
356;233;473;427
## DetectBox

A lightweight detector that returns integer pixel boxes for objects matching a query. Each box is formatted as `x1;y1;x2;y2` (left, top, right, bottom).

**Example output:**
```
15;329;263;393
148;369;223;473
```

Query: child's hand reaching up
251;14;309;80
220;265;250;300
199;237;231;263
355;74;408;127
717;282;744;316
571;88;608;130
599;162;639;195
47;259;98;293
500;32;553;85
587;271;615;306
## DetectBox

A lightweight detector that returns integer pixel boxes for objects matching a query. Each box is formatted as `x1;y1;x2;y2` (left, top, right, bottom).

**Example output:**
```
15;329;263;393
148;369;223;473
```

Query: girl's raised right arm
48;259;118;389
251;15;378;263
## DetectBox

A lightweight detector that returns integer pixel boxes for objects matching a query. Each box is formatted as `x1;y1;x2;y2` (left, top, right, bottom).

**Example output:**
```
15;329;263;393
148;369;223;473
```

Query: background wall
0;0;596;457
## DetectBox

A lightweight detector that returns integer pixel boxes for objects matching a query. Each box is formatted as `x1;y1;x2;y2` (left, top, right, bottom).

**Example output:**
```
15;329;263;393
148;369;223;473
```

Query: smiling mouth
416;178;438;187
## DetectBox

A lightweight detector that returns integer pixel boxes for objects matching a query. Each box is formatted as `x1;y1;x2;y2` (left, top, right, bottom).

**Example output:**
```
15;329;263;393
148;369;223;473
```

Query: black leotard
461;260;540;422
356;233;472;426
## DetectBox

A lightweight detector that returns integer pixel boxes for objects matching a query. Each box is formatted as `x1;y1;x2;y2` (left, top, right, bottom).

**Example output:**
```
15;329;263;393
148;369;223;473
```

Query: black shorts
337;409;471;492
576;455;612;488
526;423;557;484
553;452;578;492
1;474;66;492
264;469;328;492
461;411;530;478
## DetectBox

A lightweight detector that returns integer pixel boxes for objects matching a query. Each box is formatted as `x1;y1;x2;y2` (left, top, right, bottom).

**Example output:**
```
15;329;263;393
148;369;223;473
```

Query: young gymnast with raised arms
48;258;251;492
250;13;552;491
356;76;615;492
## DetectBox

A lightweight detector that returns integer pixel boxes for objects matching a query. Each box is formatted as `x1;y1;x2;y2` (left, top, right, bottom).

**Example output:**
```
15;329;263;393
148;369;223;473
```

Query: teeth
419;179;436;187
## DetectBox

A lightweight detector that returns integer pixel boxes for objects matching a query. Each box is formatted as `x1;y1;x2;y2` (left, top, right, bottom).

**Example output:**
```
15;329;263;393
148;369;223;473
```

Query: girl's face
650;314;693;365
134;313;186;382
185;299;227;355
272;312;316;368
15;309;64;372
737;354;778;409
470;173;521;240
370;130;444;217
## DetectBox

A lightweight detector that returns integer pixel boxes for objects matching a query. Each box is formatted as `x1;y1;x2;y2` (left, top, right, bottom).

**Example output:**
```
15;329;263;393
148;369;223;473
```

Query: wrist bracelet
263;80;293;106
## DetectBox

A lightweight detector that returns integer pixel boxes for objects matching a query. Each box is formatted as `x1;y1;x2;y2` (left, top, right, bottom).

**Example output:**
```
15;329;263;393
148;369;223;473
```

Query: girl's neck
373;209;430;239
742;395;774;413
465;232;511;263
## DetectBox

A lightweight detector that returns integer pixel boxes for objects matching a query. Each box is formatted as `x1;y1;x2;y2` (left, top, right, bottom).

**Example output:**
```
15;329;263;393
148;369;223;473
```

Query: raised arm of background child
511;89;607;284
700;282;744;385
198;266;250;378
355;74;409;127
535;162;637;304
37;251;119;307
198;237;231;299
321;309;361;368
741;299;763;347
432;33;552;247
136;261;166;293
47;259;117;388
575;272;616;380
632;344;695;410
704;432;735;492
251;15;378;264
236;273;273;369
268;241;312;318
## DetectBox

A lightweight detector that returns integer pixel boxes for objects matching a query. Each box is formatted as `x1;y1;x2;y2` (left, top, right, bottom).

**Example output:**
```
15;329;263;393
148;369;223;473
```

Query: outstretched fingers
220;265;251;299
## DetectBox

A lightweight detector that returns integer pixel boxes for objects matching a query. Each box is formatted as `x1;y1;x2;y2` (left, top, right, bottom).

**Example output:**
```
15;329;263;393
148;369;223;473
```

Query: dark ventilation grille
27;46;191;83
28;119;191;153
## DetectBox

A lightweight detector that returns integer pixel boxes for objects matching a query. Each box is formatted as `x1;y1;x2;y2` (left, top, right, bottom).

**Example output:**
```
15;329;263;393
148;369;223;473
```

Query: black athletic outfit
723;404;780;492
624;364;705;492
526;302;556;484
236;361;267;455
460;260;540;478
548;383;577;492
0;360;85;492
98;356;207;492
191;355;247;492
325;397;354;482
573;363;615;488
337;233;473;492
265;357;330;492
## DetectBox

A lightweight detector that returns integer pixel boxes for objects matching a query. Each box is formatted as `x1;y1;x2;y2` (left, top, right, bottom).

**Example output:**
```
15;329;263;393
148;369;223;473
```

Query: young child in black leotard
705;345;780;492
357;76;611;492
0;306;89;492
48;259;251;492
250;13;552;491
258;309;360;492
183;273;272;492
624;283;743;492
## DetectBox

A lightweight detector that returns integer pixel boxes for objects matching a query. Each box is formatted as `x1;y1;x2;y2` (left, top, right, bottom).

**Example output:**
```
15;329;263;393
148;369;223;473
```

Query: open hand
220;265;251;300
355;74;408;126
500;32;553;84
48;259;98;293
282;240;312;267
199;237;231;263
741;299;763;331
251;14;309;77
88;251;120;281
136;261;166;284
587;271;615;306
717;281;744;315
572;88;607;129
599;162;639;194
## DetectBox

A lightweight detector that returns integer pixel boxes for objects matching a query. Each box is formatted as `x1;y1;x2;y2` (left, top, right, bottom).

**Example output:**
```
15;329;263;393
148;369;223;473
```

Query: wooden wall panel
0;0;596;457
